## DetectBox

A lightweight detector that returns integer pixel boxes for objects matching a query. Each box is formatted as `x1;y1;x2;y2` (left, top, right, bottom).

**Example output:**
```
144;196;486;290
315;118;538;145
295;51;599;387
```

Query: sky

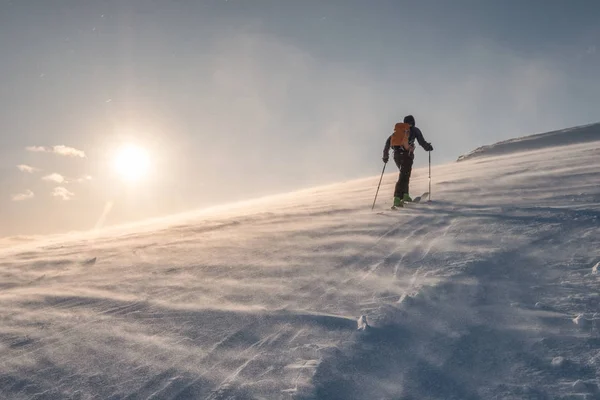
1;0;599;237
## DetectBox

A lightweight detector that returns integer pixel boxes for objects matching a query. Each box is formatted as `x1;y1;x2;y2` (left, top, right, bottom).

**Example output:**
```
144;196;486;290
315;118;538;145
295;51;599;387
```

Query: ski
410;192;429;204
374;192;429;215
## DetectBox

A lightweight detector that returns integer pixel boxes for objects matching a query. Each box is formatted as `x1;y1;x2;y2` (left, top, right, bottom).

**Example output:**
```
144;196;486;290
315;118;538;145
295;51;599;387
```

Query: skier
382;115;433;208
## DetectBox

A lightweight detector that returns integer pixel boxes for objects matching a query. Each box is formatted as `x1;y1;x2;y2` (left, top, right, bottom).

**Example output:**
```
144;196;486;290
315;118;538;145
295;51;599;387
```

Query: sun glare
113;144;150;182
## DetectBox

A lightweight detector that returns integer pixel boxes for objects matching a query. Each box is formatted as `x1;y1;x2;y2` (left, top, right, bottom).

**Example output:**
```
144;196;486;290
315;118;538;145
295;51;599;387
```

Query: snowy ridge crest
457;122;600;162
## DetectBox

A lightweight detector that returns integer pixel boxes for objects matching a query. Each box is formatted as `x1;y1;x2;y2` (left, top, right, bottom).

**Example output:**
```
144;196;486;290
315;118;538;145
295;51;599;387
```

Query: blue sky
1;0;599;237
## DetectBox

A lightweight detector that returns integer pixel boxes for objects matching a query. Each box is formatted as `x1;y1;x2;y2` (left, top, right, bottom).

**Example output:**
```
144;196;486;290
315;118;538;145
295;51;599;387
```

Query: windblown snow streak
1;127;599;399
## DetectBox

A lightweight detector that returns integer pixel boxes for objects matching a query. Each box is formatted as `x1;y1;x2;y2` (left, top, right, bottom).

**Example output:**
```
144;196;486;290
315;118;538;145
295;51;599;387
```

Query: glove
382;156;389;163
425;143;433;152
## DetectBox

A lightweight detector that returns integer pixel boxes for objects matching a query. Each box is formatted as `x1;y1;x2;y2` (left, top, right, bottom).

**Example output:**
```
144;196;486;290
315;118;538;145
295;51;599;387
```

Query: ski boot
403;193;413;203
391;196;404;210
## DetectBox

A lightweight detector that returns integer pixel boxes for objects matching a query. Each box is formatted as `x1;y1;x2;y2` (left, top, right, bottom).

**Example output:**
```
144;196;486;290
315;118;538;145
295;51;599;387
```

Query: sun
112;144;150;182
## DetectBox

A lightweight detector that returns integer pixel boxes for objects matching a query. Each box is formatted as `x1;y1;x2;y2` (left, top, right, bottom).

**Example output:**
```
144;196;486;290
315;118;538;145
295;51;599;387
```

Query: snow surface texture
1;127;599;399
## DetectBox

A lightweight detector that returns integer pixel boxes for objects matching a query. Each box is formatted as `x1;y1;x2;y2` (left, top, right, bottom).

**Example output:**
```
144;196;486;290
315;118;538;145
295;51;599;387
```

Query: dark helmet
403;115;415;126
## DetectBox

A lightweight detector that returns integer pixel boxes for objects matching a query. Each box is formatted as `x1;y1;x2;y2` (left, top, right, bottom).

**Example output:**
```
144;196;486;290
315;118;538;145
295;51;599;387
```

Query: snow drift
1;123;599;399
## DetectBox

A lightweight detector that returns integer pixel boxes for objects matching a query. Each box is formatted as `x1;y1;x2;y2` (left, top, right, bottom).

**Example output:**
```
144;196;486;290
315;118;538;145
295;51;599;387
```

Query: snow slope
1;126;600;399
457;122;600;162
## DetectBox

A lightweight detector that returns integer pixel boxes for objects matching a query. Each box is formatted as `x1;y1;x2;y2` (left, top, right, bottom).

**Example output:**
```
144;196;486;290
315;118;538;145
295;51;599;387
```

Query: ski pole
371;162;387;210
428;151;431;202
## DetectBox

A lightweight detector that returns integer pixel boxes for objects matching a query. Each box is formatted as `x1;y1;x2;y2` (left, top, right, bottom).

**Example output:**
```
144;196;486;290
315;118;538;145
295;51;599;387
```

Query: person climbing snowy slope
382;115;433;208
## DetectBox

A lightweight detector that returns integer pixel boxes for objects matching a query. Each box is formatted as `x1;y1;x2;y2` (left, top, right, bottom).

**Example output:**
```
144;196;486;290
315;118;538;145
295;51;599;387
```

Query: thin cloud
75;175;93;183
25;145;86;158
52;187;74;201
11;190;34;202
42;173;66;183
26;146;46;152
17;164;39;173
53;145;86;158
41;174;91;184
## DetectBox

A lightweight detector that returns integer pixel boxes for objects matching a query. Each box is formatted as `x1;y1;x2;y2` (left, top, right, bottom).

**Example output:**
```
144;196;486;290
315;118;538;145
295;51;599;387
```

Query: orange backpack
390;122;413;151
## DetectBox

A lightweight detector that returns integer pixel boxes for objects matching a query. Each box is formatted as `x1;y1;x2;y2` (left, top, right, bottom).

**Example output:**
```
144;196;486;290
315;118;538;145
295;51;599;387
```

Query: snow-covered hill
1;125;600;399
457;122;600;162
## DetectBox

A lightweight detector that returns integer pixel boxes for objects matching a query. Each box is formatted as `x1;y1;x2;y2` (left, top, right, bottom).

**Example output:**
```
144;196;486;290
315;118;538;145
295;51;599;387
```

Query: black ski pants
393;150;414;199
